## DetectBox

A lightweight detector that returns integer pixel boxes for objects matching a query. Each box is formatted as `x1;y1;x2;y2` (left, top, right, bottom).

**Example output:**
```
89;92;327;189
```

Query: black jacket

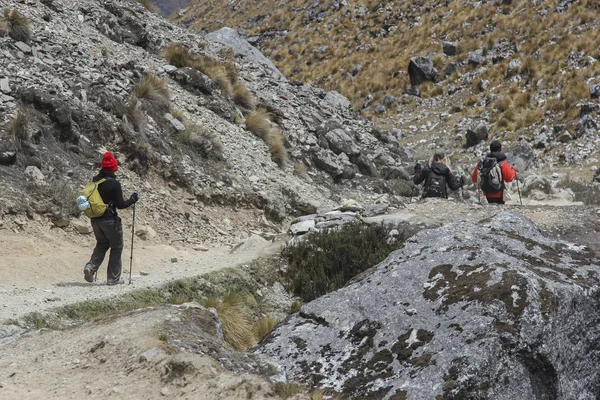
413;162;462;198
488;151;507;162
92;170;135;218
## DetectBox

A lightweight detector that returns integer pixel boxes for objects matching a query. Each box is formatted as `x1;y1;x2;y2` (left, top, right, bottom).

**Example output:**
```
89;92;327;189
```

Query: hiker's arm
471;165;478;183
501;162;517;182
111;181;135;209
447;172;462;191
413;167;428;185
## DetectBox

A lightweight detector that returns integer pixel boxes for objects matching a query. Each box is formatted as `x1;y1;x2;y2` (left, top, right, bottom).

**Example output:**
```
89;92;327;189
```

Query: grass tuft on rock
245;108;271;139
162;43;193;68
233;81;256;109
3;8;31;43
10;106;29;142
178;122;224;160
134;73;170;106
202;294;255;350
115;95;145;131
265;128;288;168
283;223;406;302
253;315;279;341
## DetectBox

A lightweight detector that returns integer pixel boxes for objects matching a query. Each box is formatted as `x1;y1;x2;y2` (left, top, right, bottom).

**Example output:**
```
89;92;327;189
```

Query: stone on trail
72;219;92;234
136;226;157;240
255;211;600;399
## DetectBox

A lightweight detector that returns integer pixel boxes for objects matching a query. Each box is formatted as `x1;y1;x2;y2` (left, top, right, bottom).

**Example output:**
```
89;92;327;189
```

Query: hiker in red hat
83;152;139;285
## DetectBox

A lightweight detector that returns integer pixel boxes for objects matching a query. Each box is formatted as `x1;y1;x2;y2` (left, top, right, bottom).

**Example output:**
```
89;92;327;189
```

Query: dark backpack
477;156;503;193
425;170;447;198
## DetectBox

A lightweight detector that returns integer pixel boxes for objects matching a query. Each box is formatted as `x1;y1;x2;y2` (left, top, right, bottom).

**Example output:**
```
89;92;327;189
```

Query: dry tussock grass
203;294;255;350
233;81;256;109
176;0;596;125
245;108;271;138
11;106;29;142
134;74;170;106
265;128;288;168
116;95;145;131
3;8;31;43
253;316;279;341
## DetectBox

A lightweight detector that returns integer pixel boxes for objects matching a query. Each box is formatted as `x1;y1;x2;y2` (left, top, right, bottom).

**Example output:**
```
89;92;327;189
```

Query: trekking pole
516;175;523;205
129;203;136;285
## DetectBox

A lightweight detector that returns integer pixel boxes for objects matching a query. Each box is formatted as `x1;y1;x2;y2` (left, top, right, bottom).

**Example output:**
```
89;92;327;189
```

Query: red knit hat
101;152;118;173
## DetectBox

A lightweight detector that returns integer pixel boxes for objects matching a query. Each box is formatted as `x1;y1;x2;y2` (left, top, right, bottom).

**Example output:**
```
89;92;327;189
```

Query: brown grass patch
162;43;193;68
3;8;31;43
202;294;255;350
134;74;170;105
115;95;145;131
253;315;279;341
496;96;512;112
265;128;288;168
11;106;29;142
245;108;271;138
232;81;256;109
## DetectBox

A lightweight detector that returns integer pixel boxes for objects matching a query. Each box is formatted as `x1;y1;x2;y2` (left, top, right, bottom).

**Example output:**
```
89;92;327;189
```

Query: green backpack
79;178;108;218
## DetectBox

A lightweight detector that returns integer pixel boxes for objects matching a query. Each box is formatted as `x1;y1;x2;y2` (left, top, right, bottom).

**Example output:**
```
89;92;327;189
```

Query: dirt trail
0;225;281;322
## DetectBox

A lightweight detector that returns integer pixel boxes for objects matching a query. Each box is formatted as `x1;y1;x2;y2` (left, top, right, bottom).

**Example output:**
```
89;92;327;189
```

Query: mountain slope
175;0;600;127
0;0;411;238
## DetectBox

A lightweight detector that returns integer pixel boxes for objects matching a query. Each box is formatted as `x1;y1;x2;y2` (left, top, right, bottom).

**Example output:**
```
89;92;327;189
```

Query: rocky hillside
174;0;600;184
0;0;414;239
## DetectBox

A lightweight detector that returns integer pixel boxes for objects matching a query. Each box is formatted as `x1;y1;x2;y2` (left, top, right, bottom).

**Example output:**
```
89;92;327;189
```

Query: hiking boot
106;278;124;286
83;265;95;283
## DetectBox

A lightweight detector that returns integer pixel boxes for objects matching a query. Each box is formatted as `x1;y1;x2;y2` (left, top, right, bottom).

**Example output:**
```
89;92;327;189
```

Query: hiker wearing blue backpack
82;152;139;285
471;140;517;204
413;149;464;199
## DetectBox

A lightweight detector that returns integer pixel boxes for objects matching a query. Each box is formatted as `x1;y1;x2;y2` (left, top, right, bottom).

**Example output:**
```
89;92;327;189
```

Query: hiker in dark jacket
413;150;463;199
83;152;139;285
471;140;517;204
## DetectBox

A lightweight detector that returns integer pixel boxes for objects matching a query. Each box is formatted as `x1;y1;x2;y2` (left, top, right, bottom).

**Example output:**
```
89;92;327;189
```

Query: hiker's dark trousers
88;217;123;282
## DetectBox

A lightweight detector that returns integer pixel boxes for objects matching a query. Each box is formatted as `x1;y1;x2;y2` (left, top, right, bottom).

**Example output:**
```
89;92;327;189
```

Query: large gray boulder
408;57;438;86
324;128;360;156
465;121;489;147
205;27;285;80
256;212;600;399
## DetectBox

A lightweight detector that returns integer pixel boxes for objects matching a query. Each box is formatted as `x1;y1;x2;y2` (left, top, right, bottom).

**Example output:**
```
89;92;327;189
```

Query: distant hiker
413;150;464;199
471;140;517;204
83;152;139;285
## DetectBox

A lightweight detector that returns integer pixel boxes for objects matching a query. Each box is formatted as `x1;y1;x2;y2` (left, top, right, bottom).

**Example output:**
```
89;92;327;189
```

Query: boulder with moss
256;211;600;399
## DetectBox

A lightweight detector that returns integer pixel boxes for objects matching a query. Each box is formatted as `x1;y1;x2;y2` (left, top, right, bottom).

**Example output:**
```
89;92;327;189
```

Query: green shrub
3;8;31;43
283;223;406;302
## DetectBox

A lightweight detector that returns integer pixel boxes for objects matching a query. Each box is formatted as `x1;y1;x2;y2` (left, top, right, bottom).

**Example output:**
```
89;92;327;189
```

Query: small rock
24;166;45;185
14;42;32;53
193;245;209;251
73;220;93;234
140;271;150;276
0;78;10;94
45;297;61;302
161;387;170;396
558;132;573;143
170;257;178;263
468;51;484;66
136;226;157;240
590;84;600;99
165;113;185;131
442;41;458;56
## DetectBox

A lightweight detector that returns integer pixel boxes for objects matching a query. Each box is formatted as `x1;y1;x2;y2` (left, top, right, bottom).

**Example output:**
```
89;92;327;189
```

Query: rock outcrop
257;211;600;399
